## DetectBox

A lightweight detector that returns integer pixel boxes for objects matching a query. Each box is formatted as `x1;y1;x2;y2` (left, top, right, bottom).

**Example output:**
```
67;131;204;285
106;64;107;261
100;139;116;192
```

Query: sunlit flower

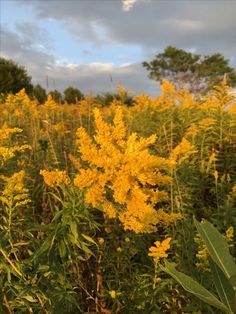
148;237;171;263
109;290;116;299
73;107;177;233
98;237;105;245
40;169;70;187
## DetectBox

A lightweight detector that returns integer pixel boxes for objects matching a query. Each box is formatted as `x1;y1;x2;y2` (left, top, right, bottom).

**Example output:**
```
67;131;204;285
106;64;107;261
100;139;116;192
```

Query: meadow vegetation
0;80;236;313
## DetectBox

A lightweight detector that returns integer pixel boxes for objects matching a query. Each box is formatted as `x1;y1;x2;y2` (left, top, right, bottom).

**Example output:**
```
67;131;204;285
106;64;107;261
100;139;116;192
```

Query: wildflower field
0;81;236;313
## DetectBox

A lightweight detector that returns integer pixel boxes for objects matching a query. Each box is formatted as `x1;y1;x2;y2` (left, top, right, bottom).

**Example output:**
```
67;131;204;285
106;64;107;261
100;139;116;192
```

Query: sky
1;0;236;96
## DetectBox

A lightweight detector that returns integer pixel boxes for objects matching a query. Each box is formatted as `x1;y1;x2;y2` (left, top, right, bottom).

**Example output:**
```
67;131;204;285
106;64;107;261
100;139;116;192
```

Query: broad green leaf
229;274;236;288
161;261;231;313
209;258;234;312
194;217;236;286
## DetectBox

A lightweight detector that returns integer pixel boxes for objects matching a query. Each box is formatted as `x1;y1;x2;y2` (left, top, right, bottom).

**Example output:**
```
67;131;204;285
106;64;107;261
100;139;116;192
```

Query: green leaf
34;230;56;259
194;217;236;286
229;274;236;288
23;295;37;303
209;258;235;312
161;261;232;313
58;240;67;259
77;240;93;256
81;233;97;246
70;221;78;241
52;210;63;222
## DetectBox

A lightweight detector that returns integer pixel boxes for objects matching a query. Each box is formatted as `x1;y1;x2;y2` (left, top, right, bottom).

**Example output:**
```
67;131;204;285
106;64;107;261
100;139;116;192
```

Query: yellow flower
225;226;234;242
232;184;236;195
98;237;105;245
0;125;31;166
213;170;218;182
148;237;171;263
125;237;130;243
73;107;176;233
40;169;70;187
198;118;216;130
172;138;196;164
0;171;31;208
105;227;112;233
109;290;116;299
116;247;122;253
194;233;209;271
185;124;199;138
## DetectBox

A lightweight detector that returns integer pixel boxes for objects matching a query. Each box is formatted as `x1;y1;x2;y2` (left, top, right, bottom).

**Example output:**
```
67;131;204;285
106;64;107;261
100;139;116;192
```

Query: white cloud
122;0;138;12
2;1;236;95
87;62;114;71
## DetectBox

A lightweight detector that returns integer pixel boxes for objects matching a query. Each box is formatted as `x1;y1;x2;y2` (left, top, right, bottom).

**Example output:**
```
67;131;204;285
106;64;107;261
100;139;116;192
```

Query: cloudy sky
1;0;236;96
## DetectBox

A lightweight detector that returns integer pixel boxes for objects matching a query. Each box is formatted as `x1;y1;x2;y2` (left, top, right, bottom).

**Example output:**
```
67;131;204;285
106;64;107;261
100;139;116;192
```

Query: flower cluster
73;107;180;233
148;237;171;263
0;170;31;209
0;124;31;166
40;169;70;187
171;138;196;165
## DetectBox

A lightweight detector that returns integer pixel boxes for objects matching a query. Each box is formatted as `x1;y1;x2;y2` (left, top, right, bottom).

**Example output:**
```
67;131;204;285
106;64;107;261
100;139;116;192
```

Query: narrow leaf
70;221;78;241
81;233;97;246
34;231;55;259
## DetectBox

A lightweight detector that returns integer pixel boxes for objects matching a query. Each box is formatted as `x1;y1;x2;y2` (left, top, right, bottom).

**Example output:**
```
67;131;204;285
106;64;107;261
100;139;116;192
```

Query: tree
143;46;236;94
33;84;47;104
0;57;33;94
95;92;135;107
49;90;63;103
64;86;84;104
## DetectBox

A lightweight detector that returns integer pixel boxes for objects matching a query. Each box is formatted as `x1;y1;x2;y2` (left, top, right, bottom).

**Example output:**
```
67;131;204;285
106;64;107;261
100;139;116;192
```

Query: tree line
0;58;84;104
0;57;135;105
1;47;236;103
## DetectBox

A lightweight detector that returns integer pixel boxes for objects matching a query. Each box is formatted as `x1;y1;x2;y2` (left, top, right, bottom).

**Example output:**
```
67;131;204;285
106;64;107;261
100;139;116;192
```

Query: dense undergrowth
0;81;235;313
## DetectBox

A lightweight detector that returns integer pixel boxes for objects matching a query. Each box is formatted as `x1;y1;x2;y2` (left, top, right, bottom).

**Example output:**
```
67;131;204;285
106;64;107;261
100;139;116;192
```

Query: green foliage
143;46;236;94
33;84;47;104
162;218;236;313
0;185;98;313
0;81;236;312
64;86;84;104
95;91;135;107
49;89;63;103
0;57;33;95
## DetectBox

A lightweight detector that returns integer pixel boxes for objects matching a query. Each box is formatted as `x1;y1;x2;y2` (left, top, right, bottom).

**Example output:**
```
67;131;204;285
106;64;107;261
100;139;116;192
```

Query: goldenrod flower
232;184;236;196
73;107;177;233
225;226;234;242
148;237;171;263
172;138;196;164
98;238;105;245
213;170;219;182
0;171;31;208
40;169;70;187
194;233;209;271
109;290;116;299
0;125;31;166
